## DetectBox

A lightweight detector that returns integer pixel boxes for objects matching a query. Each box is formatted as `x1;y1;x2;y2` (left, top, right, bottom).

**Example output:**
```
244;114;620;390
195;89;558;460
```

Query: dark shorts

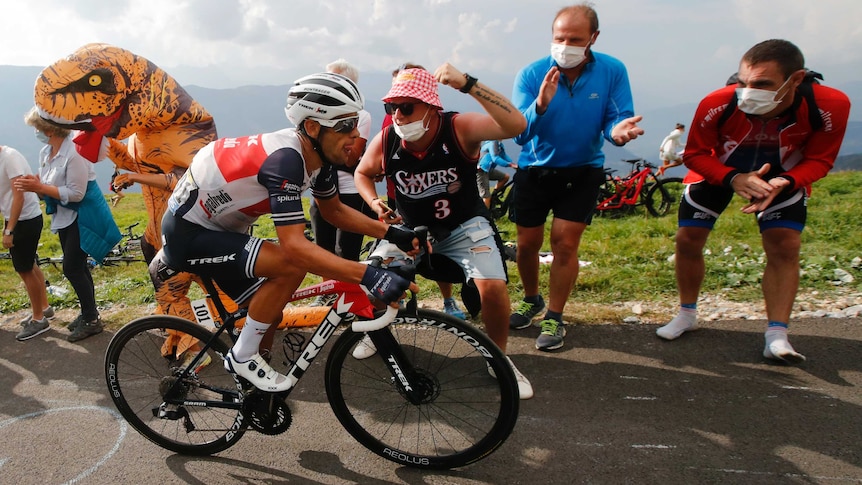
9;215;43;272
678;181;807;232
512;166;605;227
161;212;265;305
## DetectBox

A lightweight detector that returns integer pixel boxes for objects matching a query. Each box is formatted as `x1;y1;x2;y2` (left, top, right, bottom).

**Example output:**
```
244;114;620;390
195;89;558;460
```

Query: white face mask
736;77;791;115
35;130;51;144
550;35;593;69
393;107;430;142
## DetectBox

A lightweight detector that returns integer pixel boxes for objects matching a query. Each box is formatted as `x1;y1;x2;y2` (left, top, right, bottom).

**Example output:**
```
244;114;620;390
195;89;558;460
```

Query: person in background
16;108;121;342
656;39;850;364
0;144;53;341
356;65;533;399
658;123;685;176
307;59;378;307
510;3;643;351
477;139;517;208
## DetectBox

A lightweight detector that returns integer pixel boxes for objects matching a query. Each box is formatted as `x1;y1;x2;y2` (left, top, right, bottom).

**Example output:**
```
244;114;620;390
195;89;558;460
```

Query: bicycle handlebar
351;305;399;333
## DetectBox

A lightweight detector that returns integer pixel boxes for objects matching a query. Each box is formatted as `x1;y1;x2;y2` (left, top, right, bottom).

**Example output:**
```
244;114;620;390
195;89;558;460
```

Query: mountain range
2;65;860;188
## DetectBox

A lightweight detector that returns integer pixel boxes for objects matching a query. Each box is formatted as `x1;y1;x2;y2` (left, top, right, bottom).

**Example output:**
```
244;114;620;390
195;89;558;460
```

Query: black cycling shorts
678;181;807;233
512;166;605;227
9;215;43;273
161;212;266;305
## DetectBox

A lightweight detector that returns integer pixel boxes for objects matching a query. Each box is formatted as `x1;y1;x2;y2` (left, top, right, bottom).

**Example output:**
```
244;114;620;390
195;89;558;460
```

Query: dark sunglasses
313;116;359;133
384;102;417;116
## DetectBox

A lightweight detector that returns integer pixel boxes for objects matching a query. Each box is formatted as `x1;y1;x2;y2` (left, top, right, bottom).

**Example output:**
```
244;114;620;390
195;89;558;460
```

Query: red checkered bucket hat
382;68;442;109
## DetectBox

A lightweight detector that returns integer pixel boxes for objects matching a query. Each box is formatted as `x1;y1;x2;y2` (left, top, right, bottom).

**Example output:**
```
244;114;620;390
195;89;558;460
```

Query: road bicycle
36;222;146;268
104;233;520;469
595;159;684;218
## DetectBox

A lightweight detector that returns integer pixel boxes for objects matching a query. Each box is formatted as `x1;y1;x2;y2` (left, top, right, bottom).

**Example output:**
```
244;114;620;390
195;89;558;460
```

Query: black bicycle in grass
103;229;519;469
37;222;145;268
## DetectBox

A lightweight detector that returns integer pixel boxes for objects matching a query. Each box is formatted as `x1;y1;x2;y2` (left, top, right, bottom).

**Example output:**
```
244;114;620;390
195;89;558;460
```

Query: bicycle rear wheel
646;177;685;216
105;316;247;455
325;309;520;469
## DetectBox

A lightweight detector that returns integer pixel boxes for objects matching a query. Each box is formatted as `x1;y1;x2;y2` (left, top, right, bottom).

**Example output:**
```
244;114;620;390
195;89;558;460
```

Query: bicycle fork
366;327;437;406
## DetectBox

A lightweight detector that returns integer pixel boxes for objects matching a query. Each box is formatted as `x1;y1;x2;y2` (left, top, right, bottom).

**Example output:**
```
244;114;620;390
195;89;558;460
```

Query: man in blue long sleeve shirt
510;3;643;351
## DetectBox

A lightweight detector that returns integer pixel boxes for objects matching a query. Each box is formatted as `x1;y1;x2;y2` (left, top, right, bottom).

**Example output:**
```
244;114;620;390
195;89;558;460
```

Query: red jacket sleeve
683;86;738;187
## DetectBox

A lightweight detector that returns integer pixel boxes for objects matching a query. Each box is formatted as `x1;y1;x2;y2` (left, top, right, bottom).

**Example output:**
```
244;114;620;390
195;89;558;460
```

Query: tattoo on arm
474;86;514;114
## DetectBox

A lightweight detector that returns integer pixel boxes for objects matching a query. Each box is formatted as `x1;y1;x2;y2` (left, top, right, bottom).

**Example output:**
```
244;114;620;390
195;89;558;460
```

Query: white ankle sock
764;328;805;363
656;307;697;340
232;317;270;362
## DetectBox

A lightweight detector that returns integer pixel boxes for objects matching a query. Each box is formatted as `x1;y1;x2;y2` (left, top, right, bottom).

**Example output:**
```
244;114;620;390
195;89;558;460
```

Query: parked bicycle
104;229;520;469
37;222;145;268
488;178;515;221
595;158;684;217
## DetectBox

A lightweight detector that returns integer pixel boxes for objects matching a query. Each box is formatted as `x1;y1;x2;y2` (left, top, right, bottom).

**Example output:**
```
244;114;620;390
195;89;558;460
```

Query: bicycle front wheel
646;177;685;216
325;309;520;469
105;316;247;455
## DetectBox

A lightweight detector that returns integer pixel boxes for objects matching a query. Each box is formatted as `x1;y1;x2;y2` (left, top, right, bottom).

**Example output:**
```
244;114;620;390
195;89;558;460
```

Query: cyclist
157;73;419;392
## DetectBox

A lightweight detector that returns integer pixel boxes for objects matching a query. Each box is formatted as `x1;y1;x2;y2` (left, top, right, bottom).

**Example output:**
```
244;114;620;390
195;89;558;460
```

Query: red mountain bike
595;158;684;217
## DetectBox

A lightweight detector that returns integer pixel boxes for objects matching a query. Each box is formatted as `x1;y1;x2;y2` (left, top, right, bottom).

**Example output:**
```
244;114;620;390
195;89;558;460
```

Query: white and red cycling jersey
168;128;337;233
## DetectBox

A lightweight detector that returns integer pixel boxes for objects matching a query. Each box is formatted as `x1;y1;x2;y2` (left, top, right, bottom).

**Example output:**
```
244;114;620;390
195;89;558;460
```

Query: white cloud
2;0;860;111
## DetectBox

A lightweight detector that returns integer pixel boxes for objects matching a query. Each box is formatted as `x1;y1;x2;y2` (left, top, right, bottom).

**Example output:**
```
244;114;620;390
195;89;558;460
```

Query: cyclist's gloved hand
361;265;411;305
385;225;417;253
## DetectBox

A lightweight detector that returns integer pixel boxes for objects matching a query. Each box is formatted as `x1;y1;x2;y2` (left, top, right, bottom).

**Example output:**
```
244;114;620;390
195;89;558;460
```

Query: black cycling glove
361;266;411;304
385;225;417;253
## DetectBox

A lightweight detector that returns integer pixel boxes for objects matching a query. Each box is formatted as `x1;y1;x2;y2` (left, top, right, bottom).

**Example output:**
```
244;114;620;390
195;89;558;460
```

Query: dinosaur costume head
34;42;215;163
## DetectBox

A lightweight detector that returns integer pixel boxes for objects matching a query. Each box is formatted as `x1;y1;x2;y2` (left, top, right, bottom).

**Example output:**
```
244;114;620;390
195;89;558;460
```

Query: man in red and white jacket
657;39;850;365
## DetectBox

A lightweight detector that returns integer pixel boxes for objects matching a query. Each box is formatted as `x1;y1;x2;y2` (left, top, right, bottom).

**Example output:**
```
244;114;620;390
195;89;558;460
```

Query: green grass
2;171;860;323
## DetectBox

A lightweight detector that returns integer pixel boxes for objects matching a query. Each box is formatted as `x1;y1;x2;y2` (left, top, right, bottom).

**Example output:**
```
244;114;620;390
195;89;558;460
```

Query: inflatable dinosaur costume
33;44;316;361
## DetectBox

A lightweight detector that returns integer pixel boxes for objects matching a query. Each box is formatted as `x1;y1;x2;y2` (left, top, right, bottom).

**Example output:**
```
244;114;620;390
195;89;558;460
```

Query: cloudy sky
4;0;861;114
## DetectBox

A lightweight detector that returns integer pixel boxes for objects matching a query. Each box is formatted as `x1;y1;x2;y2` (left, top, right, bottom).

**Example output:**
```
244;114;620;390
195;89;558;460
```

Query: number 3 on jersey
434;199;451;219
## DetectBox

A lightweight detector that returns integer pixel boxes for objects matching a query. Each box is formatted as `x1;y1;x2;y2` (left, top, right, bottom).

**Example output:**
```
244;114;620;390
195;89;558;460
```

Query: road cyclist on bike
155;72;420;392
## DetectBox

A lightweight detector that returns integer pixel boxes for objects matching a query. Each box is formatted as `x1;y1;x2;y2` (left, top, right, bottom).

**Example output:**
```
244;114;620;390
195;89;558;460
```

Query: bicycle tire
324;309;520;469
105;315;247;455
645;177;685;217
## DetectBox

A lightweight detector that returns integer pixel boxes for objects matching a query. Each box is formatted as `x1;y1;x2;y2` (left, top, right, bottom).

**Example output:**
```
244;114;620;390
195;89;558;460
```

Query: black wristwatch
460;73;478;93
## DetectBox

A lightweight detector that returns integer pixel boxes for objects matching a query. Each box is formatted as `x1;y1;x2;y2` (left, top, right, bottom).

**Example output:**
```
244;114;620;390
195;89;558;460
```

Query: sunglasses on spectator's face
313;116;359;133
384;102;417;116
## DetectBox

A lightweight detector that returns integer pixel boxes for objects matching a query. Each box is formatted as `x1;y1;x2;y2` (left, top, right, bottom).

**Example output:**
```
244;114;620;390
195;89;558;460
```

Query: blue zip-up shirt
512;52;634;169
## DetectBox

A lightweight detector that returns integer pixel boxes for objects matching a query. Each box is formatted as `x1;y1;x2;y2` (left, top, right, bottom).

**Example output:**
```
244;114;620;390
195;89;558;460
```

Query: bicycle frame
163;277;415;410
595;163;653;212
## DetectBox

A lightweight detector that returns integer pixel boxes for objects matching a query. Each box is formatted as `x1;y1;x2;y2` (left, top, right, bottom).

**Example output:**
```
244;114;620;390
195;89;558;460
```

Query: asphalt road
1;316;860;484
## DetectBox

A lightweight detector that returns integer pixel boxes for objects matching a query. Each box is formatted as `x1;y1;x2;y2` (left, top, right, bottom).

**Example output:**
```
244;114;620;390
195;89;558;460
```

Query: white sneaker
656;315;698;340
488;357;533;400
352;334;377;360
224;350;294;392
763;337;806;364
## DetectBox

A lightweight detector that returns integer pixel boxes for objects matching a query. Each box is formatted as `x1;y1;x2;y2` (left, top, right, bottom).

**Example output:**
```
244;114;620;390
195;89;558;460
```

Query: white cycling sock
232;317;270;362
656;307;698;340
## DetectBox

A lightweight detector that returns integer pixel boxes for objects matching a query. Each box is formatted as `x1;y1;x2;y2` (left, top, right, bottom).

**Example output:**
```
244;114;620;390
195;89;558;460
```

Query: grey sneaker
16;318;50;341
68;317;103;342
535;319;566;351
67;314;85;333
509;297;546;329
19;306;55;326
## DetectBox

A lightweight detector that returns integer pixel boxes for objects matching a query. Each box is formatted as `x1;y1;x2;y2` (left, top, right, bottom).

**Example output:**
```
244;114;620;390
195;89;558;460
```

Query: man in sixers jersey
356;65;534;400
158;73;419;392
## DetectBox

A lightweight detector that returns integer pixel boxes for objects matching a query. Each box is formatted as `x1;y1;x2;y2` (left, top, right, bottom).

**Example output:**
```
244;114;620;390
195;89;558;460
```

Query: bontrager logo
188;253;237;265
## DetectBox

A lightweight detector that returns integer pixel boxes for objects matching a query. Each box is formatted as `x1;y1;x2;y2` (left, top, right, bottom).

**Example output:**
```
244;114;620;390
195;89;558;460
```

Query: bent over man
656;39;850;364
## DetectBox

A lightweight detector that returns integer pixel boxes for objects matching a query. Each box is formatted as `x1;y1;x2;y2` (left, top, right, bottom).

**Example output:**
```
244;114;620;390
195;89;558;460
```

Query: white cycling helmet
284;72;364;127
